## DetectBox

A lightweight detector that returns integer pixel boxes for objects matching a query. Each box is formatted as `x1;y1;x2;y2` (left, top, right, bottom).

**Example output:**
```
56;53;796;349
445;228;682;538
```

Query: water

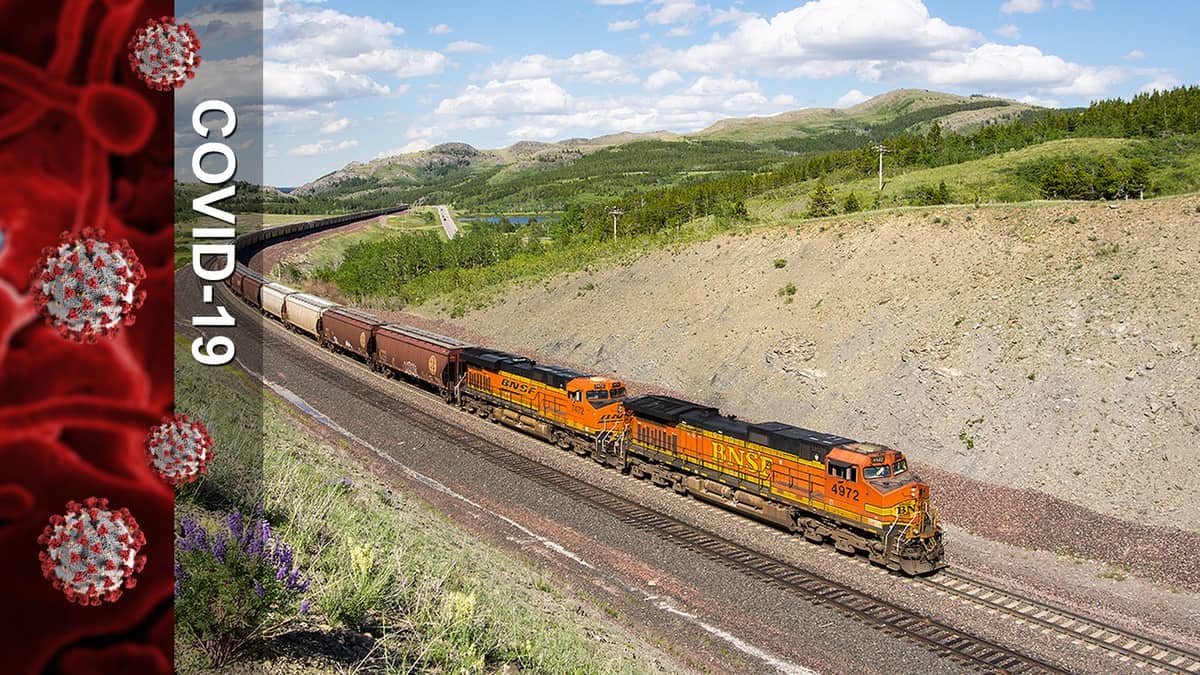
460;216;557;225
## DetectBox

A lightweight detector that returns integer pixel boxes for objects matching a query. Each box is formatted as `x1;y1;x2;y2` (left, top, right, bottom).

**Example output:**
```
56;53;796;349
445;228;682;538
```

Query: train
220;210;945;575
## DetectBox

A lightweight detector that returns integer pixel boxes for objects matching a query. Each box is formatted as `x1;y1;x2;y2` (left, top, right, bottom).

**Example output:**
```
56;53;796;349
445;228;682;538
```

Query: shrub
773;258;787;269
842;191;861;213
176;510;312;667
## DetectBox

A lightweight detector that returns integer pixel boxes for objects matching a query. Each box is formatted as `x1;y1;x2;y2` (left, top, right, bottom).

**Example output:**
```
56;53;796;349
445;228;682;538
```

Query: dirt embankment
442;197;1200;535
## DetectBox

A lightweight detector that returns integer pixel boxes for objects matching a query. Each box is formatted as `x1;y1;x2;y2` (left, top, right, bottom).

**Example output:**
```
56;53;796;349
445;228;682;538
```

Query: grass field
273;207;450;280
750;136;1200;222
173;336;672;672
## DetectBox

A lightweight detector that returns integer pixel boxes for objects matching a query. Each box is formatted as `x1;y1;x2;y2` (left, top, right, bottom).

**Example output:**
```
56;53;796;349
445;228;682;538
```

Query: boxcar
261;282;298;320
375;325;474;397
321;307;385;360
284;293;339;337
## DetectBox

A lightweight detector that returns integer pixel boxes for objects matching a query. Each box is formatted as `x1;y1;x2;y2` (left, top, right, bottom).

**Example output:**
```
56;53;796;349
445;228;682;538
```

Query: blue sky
177;0;1198;187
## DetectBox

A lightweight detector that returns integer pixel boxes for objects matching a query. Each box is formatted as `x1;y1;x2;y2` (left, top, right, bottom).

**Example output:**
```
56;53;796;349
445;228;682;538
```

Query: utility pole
873;143;888;192
608;207;624;239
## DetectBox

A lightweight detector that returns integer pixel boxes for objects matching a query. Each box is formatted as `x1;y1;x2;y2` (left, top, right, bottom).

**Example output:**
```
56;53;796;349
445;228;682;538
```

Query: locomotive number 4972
831;482;860;501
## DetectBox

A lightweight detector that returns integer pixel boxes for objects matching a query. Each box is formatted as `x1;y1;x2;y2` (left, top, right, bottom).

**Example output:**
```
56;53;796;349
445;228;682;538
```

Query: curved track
214;261;1062;673
225;213;1196;673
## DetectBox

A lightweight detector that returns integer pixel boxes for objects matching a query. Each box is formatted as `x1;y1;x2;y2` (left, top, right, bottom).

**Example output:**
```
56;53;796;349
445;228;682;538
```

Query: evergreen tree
842;191;861;213
807;181;836;217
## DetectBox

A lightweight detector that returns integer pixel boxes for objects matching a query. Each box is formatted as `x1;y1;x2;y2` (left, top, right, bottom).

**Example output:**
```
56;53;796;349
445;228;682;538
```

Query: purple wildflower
253;579;264;598
299;600;311;615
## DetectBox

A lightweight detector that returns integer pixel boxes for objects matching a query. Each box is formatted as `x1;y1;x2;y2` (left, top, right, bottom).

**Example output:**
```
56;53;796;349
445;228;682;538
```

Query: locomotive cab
566;377;627;409
827;442;945;574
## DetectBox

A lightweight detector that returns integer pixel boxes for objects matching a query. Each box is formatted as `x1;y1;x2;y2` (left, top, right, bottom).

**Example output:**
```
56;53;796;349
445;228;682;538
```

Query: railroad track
249;313;1066;674
923;570;1200;674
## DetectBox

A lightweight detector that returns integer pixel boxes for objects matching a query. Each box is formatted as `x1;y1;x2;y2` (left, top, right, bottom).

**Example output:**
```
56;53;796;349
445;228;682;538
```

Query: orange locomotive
458;348;630;462
623;395;944;574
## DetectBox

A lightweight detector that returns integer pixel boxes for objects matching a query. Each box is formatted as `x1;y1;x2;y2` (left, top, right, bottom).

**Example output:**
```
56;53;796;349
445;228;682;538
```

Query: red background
0;1;176;672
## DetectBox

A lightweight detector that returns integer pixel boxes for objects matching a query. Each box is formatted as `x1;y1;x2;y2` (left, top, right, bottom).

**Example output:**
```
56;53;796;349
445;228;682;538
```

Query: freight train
220;214;945;575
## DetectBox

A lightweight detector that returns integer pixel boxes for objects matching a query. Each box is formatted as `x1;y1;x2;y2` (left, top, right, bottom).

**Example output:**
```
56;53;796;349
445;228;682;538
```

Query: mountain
696;89;1035;141
290;89;1042;210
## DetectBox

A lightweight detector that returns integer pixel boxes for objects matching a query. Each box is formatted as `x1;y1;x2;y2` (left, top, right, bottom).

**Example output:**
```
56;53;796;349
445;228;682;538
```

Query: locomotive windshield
586;390;609;401
893;459;908;476
610;386;626;399
863;465;892;479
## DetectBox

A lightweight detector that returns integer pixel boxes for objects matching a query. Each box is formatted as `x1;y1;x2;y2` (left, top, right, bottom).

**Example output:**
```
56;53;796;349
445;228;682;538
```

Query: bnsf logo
501;378;534;394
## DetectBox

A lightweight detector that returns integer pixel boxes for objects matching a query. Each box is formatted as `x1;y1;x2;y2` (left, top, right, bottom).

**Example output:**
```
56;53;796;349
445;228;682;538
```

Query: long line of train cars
223;217;945;575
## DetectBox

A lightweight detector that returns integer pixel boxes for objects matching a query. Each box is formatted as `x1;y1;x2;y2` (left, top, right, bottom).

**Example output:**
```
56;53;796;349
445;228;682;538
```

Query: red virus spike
29;227;146;342
127;17;202;91
145;414;215;485
39;498;146;605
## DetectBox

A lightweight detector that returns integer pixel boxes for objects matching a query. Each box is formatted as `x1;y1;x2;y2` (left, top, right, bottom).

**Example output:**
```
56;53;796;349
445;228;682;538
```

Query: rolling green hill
282;89;1045;214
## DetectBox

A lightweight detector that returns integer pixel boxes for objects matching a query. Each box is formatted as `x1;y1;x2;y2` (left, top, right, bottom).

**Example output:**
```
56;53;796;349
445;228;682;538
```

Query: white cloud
485;50;638;85
667;26;693;37
435;78;574;116
609;19;640;31
446;40;490;53
646;0;705;24
772;94;797;106
652;0;980;75
1125;49;1145;61
1140;75;1180;94
288;139;360;156
267;8;406;61
330;49;447;77
645;68;683;90
1001;0;1091;13
1015;93;1060;107
995;24;1021;39
1000;0;1044;14
429;23;452;34
835;88;871;107
914;43;1124;97
264;61;391;103
320;117;350;134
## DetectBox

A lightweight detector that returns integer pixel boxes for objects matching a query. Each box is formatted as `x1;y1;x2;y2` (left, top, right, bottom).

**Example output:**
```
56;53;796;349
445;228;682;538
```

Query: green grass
343;216;741;316
751;136;1200;221
173;337;668;673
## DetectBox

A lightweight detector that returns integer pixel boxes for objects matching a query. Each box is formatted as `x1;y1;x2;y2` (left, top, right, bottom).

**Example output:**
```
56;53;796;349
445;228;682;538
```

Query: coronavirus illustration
145;414;214;485
127;16;202;91
37;498;147;606
30;227;146;342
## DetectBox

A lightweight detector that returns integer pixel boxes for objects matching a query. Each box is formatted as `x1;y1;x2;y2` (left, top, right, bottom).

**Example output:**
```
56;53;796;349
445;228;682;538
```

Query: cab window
610;386;626;399
828;462;857;482
569;391;582;402
586;390;609;401
892;459;907;476
863;465;891;480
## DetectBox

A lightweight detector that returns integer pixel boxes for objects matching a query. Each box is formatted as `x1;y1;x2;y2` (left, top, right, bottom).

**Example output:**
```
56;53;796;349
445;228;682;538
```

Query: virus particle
38;497;147;606
30;227;146;342
126;17;202;91
145;414;214;485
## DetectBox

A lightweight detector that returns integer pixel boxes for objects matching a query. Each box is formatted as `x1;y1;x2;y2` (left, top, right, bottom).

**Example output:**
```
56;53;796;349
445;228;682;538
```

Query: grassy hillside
279;89;1045;216
698;89;1036;143
752;135;1200;221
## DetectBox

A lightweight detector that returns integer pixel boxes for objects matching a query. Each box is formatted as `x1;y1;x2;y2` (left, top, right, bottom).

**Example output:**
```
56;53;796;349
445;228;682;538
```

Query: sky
175;0;1199;187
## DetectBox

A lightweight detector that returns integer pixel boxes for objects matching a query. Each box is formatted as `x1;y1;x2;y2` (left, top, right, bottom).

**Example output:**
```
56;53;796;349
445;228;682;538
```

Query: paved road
436;205;458;238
